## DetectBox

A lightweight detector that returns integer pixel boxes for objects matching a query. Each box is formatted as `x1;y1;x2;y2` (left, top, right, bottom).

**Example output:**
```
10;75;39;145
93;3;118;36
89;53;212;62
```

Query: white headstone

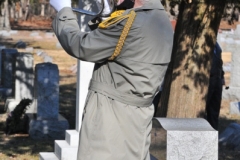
152;118;218;160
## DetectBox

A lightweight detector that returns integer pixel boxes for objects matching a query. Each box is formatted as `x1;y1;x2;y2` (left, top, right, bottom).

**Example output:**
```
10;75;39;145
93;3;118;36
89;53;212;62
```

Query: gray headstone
219;123;240;150
29;63;69;139
230;101;240;115
4;53;36;113
0;45;6;84
35;63;59;120
1;49;18;88
150;118;218;160
15;40;27;49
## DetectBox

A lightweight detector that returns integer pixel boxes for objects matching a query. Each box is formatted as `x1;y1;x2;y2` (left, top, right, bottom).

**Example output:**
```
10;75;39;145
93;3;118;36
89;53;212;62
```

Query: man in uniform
50;0;173;159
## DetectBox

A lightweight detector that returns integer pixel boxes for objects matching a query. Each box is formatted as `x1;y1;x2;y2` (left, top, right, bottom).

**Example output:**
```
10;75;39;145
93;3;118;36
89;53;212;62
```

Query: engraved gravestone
29;63;69;139
0;49;18;98
5;53;36;113
36;63;59;120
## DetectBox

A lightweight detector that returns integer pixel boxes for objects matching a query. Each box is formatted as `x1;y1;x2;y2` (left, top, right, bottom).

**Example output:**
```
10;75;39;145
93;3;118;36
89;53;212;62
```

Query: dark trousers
206;77;223;130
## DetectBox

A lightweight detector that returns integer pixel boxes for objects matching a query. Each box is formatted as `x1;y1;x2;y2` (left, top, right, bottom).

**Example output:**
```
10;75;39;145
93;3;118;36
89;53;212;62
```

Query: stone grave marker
0;45;6;84
219;123;240;150
150;118;218;160
5;53;36;113
0;49;18;98
230;101;240;115
29;63;69;139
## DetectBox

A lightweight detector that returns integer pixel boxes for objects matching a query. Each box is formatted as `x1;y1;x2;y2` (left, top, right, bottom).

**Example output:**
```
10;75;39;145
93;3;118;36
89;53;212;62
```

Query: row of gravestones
0;47;69;139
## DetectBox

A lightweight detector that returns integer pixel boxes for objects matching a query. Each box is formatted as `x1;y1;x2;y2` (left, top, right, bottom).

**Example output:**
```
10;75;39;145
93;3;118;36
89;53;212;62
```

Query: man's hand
50;0;71;12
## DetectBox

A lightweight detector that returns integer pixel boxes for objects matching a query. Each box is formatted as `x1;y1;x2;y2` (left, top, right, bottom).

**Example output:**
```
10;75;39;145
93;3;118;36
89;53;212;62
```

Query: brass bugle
72;0;115;17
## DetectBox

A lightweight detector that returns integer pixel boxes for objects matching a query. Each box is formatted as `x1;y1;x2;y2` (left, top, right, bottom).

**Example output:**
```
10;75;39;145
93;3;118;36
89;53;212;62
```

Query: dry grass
0;30;240;160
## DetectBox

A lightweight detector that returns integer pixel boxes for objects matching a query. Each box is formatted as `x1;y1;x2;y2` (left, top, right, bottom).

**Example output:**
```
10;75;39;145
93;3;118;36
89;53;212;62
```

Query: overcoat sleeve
52;7;123;63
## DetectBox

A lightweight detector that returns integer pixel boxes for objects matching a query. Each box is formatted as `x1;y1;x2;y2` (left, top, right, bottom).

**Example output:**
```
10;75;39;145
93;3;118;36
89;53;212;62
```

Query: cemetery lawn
0;31;240;159
0;31;77;160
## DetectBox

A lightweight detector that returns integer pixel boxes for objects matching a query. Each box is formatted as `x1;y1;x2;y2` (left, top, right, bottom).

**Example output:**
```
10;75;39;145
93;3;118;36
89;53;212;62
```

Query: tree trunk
24;0;30;21
156;0;226;118
3;0;10;29
40;3;45;16
19;0;24;18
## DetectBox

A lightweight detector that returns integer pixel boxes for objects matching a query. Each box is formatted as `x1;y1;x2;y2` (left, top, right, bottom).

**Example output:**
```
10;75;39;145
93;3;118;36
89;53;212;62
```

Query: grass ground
0;30;240;159
0;31;77;160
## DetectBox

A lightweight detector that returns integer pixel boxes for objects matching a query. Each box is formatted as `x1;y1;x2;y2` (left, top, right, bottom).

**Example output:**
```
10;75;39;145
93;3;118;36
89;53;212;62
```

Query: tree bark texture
156;0;226;118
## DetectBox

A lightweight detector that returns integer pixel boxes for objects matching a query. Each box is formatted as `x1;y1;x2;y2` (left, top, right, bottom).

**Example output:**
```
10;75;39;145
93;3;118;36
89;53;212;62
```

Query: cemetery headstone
15;40;27;49
0;49;18;98
5;53;36;113
29;63;69;139
150;118;218;160
219;123;240;150
0;45;6;84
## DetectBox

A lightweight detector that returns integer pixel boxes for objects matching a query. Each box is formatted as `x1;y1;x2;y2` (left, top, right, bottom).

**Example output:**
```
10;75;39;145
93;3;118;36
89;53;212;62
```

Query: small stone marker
230;101;240;115
15;40;27;49
219;123;240;150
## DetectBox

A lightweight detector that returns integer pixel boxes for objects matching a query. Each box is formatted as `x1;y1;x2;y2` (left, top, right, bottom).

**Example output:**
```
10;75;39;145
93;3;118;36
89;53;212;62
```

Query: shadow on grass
0;132;54;157
59;82;76;130
219;116;240;134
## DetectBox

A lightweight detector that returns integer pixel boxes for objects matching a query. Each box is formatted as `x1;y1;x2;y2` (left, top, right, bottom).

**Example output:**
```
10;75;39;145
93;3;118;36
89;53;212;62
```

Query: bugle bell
72;0;115;17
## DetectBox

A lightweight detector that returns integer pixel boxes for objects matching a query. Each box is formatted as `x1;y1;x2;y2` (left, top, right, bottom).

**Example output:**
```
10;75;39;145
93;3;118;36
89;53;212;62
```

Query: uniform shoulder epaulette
107;10;136;60
98;10;128;29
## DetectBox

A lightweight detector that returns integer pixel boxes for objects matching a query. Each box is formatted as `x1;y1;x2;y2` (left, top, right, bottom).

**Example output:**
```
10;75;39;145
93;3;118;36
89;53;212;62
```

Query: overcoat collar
133;0;164;11
123;0;164;15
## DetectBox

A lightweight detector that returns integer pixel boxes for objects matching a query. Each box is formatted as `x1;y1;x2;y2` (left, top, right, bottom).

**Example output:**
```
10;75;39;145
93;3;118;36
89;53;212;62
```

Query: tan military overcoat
52;0;173;159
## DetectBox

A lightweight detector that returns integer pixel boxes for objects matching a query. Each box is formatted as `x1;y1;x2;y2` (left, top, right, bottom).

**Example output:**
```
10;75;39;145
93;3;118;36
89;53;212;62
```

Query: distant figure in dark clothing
206;42;225;130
